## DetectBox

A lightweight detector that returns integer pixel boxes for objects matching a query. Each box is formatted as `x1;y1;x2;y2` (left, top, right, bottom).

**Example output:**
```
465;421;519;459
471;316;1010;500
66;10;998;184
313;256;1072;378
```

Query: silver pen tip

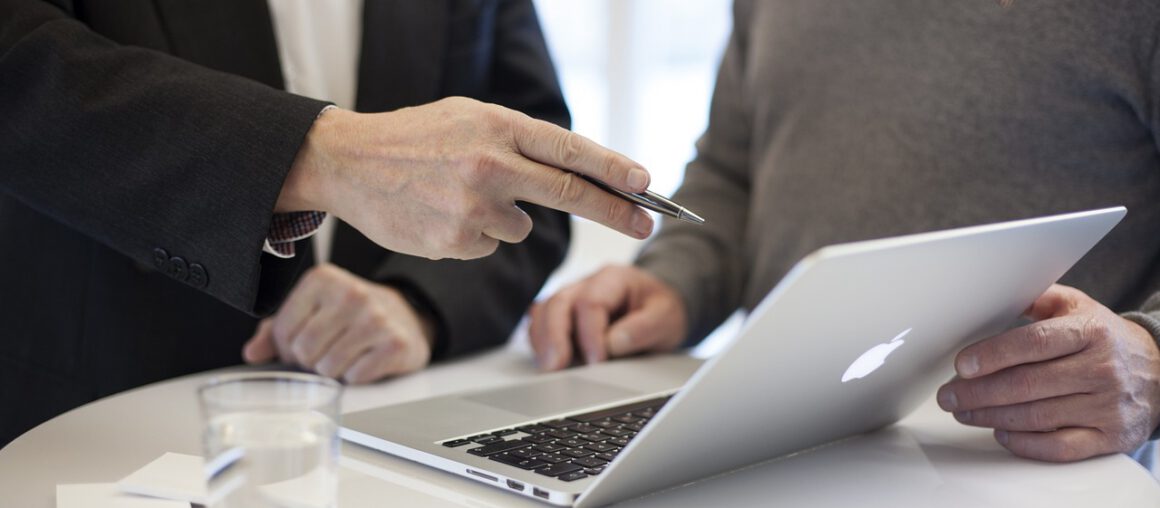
680;208;706;225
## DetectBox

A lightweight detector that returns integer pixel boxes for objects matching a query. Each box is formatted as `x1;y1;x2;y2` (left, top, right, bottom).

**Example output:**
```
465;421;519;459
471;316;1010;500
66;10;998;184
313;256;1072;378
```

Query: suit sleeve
634;0;756;345
0;0;329;315
371;0;570;360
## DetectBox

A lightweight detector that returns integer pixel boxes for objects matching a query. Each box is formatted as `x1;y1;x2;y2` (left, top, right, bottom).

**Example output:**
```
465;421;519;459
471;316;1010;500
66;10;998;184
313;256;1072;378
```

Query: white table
2;342;1158;507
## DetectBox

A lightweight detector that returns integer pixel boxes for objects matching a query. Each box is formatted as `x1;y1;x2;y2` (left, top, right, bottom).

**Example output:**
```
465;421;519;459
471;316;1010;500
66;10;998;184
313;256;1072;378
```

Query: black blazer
0;0;570;445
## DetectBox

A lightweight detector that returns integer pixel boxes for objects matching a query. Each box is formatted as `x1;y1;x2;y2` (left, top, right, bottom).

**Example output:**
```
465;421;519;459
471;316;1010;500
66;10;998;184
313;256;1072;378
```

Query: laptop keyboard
441;396;671;482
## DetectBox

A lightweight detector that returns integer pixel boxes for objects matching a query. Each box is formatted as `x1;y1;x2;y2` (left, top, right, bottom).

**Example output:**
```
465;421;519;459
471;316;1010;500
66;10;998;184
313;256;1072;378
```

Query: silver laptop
341;207;1125;506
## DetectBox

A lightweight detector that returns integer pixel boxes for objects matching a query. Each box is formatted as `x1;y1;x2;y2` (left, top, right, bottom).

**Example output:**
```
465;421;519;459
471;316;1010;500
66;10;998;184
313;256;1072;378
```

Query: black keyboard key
491;429;518;437
584;467;605;475
585;442;616;453
579;433;608;442
541;419;577;429
609;438;630;447
558;471;589;482
510;448;543;460
589;420;619;429
557;438;586;448
517;424;550;434
572;424;601;434
546;429;577;439
535;463;583;477
489;453;549;470
612;415;644;424
567;397;670;423
624;423;644;432
571;457;608;468
601;428;633;438
522;434;555;444
596;452;618;461
561;448;594;458
442;439;472;448
467;439;531;457
538;453;570;464
471;435;502;444
534;443;567;453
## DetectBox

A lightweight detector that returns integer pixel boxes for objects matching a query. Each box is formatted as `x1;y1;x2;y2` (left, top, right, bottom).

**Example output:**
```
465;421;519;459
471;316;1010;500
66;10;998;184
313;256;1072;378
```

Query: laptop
341;207;1125;506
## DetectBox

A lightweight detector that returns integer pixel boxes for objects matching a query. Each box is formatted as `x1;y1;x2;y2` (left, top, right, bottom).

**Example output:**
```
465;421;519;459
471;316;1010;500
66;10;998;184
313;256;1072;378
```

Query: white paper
56;483;189;508
116;452;209;505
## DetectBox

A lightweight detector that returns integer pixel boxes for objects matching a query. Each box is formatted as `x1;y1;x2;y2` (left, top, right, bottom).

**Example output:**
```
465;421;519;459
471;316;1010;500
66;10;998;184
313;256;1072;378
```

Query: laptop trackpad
463;377;642;418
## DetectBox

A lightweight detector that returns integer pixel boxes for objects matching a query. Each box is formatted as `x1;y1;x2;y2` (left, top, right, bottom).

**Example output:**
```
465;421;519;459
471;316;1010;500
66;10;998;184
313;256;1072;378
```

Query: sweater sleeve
0;0;329;315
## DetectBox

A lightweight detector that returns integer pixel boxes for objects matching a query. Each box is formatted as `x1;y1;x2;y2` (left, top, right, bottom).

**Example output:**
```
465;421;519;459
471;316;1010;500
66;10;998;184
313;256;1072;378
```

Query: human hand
242;264;434;384
937;284;1160;461
276;97;655;260
528;265;687;371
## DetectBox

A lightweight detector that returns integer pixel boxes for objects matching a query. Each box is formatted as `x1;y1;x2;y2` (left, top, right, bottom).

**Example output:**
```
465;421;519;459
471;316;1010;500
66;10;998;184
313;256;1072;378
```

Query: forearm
0;0;327;313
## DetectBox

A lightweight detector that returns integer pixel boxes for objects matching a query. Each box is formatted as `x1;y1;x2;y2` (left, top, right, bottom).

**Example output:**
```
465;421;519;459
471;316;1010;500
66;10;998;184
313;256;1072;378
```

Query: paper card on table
56;483;190;508
116;452;209;504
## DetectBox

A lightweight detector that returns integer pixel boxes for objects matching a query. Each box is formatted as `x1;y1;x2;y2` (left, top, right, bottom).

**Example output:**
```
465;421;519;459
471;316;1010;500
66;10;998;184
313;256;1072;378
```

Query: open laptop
341;207;1125;506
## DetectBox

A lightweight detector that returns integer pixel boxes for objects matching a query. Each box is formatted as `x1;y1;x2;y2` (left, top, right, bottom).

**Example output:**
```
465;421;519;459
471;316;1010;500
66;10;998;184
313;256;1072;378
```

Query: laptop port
533;487;550;500
506;479;525;491
466;469;497;482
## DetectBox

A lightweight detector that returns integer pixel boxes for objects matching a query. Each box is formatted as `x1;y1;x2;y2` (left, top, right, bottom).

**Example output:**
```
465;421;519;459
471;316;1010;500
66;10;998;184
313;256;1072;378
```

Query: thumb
242;318;277;364
606;300;680;357
1025;284;1086;321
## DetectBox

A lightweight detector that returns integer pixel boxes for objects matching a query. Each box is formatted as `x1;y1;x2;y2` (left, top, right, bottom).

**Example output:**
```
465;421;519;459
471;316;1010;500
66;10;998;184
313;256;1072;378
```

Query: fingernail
996;430;1009;445
958;355;979;377
953;410;971;423
627;168;649;191
938;389;958;411
632;212;653;238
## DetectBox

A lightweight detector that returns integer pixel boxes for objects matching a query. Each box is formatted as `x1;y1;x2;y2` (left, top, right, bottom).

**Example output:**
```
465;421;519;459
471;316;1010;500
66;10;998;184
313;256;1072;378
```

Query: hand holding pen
580;175;705;225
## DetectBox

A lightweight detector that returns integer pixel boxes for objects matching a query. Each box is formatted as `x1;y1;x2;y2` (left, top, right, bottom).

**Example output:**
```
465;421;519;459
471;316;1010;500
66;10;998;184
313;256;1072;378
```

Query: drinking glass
198;372;342;508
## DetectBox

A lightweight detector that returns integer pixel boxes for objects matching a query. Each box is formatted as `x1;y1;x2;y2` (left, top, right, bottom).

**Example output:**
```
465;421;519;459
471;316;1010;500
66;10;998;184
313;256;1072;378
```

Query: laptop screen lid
576;207;1125;507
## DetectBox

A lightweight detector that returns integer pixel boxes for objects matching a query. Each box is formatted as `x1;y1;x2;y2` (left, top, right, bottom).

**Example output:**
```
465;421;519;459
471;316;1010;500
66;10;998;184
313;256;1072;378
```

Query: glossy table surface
2;341;1158;507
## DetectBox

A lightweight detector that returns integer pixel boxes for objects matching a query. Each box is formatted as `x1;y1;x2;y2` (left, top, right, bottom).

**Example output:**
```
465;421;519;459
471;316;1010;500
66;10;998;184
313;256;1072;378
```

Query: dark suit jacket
0;0;570;445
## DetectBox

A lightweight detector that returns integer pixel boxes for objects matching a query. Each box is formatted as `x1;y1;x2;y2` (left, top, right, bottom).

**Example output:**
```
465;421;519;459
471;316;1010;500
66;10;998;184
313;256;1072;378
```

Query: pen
580;175;706;225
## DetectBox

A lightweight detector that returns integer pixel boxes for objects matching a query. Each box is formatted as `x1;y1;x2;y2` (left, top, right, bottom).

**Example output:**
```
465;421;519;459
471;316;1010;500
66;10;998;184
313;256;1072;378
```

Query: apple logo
841;328;912;383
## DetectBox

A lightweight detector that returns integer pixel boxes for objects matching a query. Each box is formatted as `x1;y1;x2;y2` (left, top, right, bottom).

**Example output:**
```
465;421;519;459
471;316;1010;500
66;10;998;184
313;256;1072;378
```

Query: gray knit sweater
636;0;1160;460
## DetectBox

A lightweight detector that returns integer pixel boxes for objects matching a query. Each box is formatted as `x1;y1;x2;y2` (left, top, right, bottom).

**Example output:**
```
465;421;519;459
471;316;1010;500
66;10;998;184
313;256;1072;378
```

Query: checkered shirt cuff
263;211;327;258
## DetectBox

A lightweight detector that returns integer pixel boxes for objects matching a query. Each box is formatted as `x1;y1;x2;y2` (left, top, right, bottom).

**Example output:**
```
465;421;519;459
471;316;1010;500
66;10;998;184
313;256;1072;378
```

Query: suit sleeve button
188;263;208;288
152;248;169;270
168;256;188;281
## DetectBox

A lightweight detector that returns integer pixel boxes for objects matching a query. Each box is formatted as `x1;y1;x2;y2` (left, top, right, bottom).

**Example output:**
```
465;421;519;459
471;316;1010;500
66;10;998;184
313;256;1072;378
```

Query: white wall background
513;0;740;356
532;0;732;294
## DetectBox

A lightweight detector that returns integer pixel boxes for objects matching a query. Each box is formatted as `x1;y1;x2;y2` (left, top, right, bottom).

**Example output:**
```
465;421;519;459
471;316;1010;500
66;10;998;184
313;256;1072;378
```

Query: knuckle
552;172;585;205
1081;316;1114;345
604;199;632;227
341;285;371;306
1024;406;1048;431
1012;368;1037;400
365;311;390;331
465;151;504;185
1026;325;1053;355
553;130;585;167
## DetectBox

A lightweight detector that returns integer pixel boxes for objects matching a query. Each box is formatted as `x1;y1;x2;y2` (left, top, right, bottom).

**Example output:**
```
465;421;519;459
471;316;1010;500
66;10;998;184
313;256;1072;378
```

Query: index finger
510;158;654;239
512;116;650;194
955;316;1089;378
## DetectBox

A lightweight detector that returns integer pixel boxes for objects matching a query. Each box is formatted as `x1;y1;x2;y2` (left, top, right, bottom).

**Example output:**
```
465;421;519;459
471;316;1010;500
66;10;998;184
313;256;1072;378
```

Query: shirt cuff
263;211;327;258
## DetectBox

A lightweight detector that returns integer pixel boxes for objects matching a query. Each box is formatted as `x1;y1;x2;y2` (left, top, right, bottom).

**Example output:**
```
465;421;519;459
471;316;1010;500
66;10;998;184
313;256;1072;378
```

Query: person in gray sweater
530;0;1160;466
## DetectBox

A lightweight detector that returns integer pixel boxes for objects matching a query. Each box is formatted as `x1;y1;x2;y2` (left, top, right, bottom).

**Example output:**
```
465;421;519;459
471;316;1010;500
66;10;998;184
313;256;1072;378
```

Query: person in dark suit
0;0;654;446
